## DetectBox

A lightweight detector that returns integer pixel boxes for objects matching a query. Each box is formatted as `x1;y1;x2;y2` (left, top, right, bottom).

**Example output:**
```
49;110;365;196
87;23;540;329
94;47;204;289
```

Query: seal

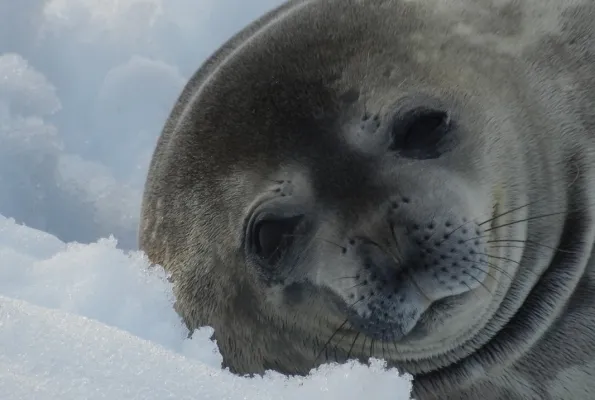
139;0;595;398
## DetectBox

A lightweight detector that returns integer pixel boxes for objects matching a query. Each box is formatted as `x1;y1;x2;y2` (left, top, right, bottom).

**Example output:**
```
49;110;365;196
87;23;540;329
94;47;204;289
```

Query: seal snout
344;213;490;342
406;216;490;301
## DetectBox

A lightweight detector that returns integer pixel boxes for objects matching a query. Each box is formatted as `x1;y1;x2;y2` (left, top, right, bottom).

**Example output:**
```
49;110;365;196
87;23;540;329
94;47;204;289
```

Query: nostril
389;107;452;160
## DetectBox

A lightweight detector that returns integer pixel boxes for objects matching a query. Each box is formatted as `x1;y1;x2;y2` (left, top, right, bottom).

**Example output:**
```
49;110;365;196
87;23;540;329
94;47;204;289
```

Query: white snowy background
0;1;413;399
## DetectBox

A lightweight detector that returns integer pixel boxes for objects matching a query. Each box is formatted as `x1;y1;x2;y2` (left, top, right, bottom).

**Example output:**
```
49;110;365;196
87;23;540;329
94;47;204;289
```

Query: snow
0;216;412;399
0;1;414;399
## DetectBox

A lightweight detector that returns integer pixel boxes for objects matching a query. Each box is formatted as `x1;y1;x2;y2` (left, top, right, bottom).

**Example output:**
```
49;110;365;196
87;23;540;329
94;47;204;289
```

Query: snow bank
0;215;413;399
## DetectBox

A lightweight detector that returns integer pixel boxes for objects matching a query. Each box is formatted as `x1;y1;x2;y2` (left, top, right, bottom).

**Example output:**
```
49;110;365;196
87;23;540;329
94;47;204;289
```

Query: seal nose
342;214;489;342
352;213;489;301
355;238;402;284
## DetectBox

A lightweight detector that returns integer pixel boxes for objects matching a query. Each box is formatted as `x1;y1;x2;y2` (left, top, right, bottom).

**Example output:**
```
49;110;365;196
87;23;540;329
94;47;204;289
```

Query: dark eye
389;107;451;159
252;214;304;266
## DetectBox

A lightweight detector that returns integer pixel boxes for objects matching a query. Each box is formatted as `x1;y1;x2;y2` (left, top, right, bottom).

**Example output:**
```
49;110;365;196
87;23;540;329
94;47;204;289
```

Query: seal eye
390;107;451;159
252;215;304;266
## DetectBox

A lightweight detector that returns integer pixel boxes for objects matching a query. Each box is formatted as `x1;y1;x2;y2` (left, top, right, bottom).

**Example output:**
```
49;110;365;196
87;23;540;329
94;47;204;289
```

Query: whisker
470;265;501;284
360;336;368;362
488;244;545;256
477;252;521;267
313;317;350;366
474;258;517;281
346;332;361;360
441;201;544;247
314;296;364;368
332;323;352;363
476;161;584;227
484;210;569;233
392;337;399;355
488;245;547;261
462;272;491;296
346;282;367;291
478;199;536;227
423;213;440;242
361;225;401;265
437;218;476;246
403;267;433;303
284;231;317;279
388;221;407;262
487;239;576;254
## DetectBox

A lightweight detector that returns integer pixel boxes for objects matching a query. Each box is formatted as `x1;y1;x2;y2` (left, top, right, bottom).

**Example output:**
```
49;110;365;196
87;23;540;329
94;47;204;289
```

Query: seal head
140;0;595;398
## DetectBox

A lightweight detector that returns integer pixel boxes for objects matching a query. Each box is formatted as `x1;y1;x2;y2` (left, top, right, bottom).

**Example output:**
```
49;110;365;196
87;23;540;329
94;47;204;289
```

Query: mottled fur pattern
139;1;595;399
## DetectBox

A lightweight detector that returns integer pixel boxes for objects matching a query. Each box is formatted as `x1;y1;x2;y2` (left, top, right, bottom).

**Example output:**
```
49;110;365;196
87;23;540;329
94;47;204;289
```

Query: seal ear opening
252;214;305;266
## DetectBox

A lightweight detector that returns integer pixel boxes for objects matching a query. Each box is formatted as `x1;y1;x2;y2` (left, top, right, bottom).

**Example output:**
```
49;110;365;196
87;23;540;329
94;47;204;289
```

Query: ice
0;216;413;399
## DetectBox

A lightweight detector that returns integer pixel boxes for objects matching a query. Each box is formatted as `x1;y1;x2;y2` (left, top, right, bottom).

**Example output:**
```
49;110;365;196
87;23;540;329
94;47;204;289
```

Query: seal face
140;0;595;399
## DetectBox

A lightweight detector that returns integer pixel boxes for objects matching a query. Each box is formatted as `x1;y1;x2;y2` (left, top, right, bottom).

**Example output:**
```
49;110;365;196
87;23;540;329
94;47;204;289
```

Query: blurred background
0;0;284;250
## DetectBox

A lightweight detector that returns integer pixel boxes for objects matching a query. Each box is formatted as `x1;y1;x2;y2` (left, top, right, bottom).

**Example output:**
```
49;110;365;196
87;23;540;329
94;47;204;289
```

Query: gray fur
139;0;595;399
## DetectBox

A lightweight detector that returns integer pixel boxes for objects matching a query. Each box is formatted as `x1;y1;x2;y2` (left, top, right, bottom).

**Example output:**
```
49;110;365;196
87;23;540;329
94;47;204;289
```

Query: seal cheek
283;282;305;305
407;218;490;301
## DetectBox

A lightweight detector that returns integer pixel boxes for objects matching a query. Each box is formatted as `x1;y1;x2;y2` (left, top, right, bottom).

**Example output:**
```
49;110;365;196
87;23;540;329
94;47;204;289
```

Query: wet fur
140;0;595;399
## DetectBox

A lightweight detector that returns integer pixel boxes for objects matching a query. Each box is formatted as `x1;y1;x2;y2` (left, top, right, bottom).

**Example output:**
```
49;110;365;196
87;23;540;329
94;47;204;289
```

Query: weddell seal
139;0;595;398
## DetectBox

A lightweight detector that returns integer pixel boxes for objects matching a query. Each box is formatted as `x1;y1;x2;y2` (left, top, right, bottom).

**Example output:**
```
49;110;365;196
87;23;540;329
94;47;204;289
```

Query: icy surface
0;216;412;399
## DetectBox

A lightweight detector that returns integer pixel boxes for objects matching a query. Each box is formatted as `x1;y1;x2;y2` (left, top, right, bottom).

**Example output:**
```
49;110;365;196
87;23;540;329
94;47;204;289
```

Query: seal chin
345;278;432;342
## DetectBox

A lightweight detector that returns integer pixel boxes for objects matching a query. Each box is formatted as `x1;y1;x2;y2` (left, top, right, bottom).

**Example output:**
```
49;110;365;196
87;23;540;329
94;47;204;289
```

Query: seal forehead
427;0;588;54
178;0;526;204
168;0;595;193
